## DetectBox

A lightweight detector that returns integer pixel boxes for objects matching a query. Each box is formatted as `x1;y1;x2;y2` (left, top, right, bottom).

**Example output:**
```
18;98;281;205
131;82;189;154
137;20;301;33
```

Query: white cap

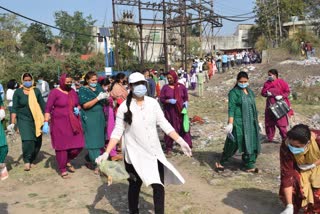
128;72;147;84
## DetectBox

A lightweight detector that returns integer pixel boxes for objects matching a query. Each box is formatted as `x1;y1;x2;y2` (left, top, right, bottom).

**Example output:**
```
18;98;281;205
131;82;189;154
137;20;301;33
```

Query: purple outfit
45;88;85;173
160;84;192;152
102;97;117;157
261;78;292;142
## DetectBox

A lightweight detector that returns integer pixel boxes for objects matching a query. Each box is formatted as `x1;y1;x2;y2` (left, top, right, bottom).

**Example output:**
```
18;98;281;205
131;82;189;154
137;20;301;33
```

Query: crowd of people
0;60;318;214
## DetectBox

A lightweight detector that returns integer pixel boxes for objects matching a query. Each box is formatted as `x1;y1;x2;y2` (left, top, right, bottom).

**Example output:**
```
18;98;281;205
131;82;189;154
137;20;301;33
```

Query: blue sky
0;0;255;36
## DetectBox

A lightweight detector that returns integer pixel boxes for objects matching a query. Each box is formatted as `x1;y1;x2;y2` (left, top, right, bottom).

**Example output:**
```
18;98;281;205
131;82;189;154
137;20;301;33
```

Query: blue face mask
133;84;147;97
38;80;43;84
89;83;97;88
238;83;249;89
23;81;33;88
268;76;274;81
288;144;305;155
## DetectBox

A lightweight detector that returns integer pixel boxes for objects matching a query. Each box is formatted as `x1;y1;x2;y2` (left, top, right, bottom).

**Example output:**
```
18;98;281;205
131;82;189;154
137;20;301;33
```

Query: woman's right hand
176;137;192;157
225;123;233;134
7;124;15;132
97;92;108;101
95;152;109;164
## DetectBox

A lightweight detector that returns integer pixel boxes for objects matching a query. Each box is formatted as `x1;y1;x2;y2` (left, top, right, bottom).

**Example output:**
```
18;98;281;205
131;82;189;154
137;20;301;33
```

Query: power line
0;5;100;38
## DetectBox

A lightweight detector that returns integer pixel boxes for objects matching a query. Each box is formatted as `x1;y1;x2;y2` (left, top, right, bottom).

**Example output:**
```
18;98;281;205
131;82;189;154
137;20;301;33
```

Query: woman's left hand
73;107;80;116
42;122;49;134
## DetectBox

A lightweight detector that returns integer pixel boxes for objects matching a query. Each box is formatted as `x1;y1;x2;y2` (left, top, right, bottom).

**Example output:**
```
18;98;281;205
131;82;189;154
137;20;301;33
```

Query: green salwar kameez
12;88;45;164
0;97;8;163
78;86;106;167
220;87;260;170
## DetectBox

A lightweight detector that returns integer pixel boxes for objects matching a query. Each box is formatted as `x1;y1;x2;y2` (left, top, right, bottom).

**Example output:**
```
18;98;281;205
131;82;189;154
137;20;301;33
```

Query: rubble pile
292;76;320;87
280;57;320;66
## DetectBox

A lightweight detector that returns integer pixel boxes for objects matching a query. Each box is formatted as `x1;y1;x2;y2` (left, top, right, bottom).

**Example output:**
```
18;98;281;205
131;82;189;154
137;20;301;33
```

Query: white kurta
110;96;185;186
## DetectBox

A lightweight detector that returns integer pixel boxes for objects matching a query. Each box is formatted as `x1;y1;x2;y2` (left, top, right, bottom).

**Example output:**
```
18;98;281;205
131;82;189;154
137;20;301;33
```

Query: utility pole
276;0;282;44
138;0;144;71
211;0;215;56
163;0;169;72
112;0;119;69
184;0;188;72
199;0;202;58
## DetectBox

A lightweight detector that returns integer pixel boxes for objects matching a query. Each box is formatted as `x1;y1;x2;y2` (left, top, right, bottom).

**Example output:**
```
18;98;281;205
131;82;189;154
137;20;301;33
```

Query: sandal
215;162;225;172
245;168;259;173
61;173;70;179
85;162;94;170
24;163;31;171
66;163;76;173
94;168;100;175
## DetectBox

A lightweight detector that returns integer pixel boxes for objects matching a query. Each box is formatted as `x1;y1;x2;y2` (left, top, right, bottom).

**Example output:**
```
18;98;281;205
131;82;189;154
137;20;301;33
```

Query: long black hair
84;71;97;86
268;69;279;78
7;79;18;89
234;71;249;88
287;124;311;145
124;90;133;125
110;73;126;91
22;73;33;80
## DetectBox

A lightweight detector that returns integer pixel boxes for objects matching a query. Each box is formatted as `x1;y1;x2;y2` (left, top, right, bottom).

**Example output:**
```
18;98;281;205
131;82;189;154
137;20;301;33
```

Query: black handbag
269;99;290;119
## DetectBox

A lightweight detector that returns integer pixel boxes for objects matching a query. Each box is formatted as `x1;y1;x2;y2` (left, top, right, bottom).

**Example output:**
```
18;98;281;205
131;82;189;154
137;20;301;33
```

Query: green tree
254;0;306;46
305;0;320;36
113;23;139;70
54;11;96;54
0;14;26;55
21;23;53;62
187;38;200;57
0;14;26;84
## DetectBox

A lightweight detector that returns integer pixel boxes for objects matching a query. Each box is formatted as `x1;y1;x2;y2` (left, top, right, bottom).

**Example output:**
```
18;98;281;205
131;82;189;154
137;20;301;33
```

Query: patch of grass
25;203;35;208
58;194;68;198
28;193;38;198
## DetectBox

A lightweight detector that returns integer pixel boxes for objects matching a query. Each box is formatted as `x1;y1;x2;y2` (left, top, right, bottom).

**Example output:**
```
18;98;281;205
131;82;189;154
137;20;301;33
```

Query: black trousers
125;160;165;214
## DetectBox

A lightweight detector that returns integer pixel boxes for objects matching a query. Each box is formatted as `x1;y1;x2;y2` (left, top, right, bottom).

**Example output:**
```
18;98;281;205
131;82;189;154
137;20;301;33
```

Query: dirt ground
1;59;320;214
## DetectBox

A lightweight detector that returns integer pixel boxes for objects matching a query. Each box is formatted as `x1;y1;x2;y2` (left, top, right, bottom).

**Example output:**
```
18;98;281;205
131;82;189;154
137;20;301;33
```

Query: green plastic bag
181;107;190;132
99;160;129;184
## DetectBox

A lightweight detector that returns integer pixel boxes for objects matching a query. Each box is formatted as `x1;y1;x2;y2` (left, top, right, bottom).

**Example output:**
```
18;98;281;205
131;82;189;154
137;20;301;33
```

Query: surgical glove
7;124;15;132
183;101;188;108
95;152;109;165
97;92;108;101
176;137;192;157
267;91;272;97
168;99;177;104
280;204;293;214
275;95;283;100
225;123;233;134
73;107;80;116
0;109;5;121
298;164;316;171
42;122;49;134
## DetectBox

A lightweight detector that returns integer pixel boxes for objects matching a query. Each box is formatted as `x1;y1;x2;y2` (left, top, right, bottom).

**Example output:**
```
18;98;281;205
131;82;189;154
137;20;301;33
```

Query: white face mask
133;84;147;97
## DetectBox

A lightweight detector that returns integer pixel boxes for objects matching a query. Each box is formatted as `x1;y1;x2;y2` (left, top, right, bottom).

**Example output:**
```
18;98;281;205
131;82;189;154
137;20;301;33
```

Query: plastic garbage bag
181;107;190;132
99;160;129;185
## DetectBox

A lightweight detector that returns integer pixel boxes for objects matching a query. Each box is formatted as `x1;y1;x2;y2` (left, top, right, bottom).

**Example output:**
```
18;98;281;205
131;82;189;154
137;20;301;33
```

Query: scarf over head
168;70;183;113
291;137;320;206
21;73;44;137
59;73;82;134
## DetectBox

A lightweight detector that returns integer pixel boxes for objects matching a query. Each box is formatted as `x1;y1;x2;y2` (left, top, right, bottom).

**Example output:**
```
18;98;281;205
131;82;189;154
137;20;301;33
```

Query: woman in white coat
96;72;192;214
